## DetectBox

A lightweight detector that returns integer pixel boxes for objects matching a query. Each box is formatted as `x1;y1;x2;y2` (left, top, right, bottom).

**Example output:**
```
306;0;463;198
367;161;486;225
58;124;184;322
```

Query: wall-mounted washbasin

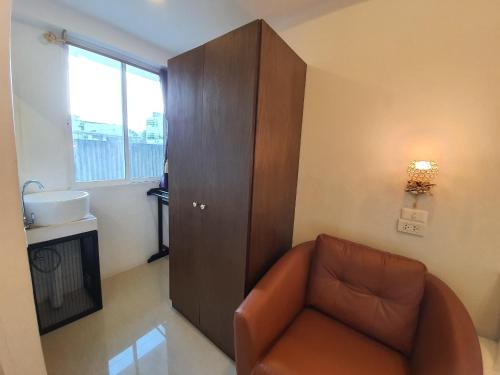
24;190;90;227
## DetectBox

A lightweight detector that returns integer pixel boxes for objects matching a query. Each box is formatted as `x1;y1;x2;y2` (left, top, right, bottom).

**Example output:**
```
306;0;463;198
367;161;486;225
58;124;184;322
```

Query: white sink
24;190;90;227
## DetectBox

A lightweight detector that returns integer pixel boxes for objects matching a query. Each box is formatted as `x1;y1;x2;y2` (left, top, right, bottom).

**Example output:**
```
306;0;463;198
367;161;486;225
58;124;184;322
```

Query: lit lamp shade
405;160;438;195
407;160;439;182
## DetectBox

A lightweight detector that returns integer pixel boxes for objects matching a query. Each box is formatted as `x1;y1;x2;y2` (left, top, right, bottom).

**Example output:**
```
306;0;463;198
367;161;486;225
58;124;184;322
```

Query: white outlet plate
401;208;428;223
397;218;426;237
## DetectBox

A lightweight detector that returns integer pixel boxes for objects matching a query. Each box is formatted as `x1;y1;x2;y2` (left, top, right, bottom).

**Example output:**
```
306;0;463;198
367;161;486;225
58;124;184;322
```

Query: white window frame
65;40;165;188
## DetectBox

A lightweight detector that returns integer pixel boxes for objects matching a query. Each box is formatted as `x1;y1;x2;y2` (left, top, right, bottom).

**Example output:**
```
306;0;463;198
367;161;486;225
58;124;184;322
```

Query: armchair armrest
411;274;483;375
234;241;315;375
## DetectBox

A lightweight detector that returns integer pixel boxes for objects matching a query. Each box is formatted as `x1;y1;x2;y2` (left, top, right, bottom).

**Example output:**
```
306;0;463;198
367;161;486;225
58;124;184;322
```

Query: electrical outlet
397;218;426;237
401;208;428;223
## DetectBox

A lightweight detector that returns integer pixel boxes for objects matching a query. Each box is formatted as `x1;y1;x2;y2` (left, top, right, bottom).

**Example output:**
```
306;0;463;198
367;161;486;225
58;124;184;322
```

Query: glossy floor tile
41;258;236;375
480;337;500;375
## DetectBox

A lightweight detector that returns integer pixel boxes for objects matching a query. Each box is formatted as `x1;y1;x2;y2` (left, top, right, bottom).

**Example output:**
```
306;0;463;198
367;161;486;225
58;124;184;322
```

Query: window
68;46;164;183
125;65;164;179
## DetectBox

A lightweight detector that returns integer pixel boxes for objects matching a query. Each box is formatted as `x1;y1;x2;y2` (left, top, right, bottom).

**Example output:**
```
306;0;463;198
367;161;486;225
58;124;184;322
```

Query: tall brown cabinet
167;20;307;358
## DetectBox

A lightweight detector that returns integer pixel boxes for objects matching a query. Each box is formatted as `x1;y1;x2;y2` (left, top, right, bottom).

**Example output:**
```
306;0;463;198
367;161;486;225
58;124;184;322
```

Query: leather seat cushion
307;234;426;355
254;308;410;375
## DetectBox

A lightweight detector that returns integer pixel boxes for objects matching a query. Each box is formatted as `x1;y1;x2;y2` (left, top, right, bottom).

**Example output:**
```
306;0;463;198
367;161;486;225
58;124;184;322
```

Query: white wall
0;0;47;373
282;0;500;340
11;4;172;278
12;0;172;65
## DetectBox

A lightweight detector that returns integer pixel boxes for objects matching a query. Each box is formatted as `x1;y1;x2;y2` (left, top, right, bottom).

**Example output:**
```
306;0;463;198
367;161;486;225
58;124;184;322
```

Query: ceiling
50;0;365;54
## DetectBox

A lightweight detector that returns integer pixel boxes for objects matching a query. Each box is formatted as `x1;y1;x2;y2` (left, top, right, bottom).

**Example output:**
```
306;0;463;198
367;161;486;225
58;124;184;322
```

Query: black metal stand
147;188;169;263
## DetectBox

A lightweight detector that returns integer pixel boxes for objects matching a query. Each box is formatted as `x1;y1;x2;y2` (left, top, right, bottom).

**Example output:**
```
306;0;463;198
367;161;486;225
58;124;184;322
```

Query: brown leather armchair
234;234;483;375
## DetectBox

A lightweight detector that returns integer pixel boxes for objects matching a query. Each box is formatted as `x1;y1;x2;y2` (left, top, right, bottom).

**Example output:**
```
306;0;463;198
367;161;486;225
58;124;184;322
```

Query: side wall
282;0;500;339
11;8;172;277
0;0;47;373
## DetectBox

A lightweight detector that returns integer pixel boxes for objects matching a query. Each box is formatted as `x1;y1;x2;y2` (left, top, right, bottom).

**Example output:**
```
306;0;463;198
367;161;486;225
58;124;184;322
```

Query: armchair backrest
410;274;483;374
307;234;427;355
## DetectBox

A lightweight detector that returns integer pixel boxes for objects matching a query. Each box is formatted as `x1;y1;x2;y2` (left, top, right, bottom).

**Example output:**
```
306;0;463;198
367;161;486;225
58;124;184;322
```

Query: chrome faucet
22;180;45;229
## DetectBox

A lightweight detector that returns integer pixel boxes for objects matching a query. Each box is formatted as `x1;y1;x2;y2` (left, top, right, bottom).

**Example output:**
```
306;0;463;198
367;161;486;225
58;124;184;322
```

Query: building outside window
68;46;164;183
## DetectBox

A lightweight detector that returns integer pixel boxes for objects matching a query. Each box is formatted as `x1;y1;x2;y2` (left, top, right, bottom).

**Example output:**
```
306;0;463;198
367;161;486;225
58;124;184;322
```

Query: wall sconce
405;160;439;196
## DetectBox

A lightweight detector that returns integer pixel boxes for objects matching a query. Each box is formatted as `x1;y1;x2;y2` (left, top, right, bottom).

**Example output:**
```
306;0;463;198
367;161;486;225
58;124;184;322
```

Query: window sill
72;179;160;190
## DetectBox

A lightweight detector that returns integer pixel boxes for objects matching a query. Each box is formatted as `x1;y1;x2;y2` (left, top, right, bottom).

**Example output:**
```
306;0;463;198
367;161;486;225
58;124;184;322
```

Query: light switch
401;208;428;223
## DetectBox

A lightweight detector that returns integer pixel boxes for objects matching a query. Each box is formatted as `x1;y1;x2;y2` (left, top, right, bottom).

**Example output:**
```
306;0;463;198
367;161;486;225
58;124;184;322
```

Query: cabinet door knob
192;201;198;208
200;204;206;210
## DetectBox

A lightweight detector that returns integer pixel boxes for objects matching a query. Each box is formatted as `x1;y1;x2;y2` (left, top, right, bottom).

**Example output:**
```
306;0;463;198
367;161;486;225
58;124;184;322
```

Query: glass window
67;46;165;183
126;65;164;179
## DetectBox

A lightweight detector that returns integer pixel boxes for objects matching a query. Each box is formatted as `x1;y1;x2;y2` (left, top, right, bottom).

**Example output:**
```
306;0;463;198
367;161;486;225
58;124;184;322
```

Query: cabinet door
167;46;205;326
198;21;261;357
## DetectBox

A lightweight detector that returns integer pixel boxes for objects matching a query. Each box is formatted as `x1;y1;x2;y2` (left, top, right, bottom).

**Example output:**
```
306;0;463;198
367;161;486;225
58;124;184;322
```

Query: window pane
68;46;125;182
126;65;164;179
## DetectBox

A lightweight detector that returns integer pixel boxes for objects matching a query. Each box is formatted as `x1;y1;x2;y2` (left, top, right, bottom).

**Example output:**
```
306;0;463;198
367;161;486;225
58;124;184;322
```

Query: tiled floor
41;258;236;375
480;337;500;375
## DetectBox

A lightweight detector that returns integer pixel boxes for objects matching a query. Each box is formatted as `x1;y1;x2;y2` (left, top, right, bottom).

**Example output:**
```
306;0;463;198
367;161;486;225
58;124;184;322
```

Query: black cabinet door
198;21;261;357
167;46;205;326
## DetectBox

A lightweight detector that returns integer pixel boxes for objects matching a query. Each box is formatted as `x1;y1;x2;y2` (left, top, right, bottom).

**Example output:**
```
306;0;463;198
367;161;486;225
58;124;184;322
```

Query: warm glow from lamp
407;160;439;183
414;160;432;170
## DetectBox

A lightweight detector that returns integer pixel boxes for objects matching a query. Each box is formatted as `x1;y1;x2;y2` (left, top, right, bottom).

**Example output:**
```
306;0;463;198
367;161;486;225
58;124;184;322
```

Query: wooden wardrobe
167;20;307;358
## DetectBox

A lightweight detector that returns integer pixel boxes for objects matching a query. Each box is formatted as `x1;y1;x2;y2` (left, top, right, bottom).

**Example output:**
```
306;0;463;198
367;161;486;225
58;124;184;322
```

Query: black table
146;188;169;263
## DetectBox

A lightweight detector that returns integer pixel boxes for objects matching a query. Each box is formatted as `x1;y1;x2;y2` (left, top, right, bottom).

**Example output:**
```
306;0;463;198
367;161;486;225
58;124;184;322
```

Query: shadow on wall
272;0;371;30
293;66;412;246
481;275;500;340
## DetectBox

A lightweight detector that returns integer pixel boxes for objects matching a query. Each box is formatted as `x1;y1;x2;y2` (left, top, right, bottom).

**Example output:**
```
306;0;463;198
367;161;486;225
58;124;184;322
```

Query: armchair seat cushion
254;308;410;375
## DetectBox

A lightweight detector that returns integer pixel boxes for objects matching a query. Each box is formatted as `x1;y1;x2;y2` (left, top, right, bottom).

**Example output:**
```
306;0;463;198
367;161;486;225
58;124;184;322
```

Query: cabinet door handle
192;201;198;208
199;204;206;210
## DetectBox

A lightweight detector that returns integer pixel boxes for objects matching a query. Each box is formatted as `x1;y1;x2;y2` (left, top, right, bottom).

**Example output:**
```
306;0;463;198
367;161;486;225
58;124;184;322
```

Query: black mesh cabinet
27;230;103;334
